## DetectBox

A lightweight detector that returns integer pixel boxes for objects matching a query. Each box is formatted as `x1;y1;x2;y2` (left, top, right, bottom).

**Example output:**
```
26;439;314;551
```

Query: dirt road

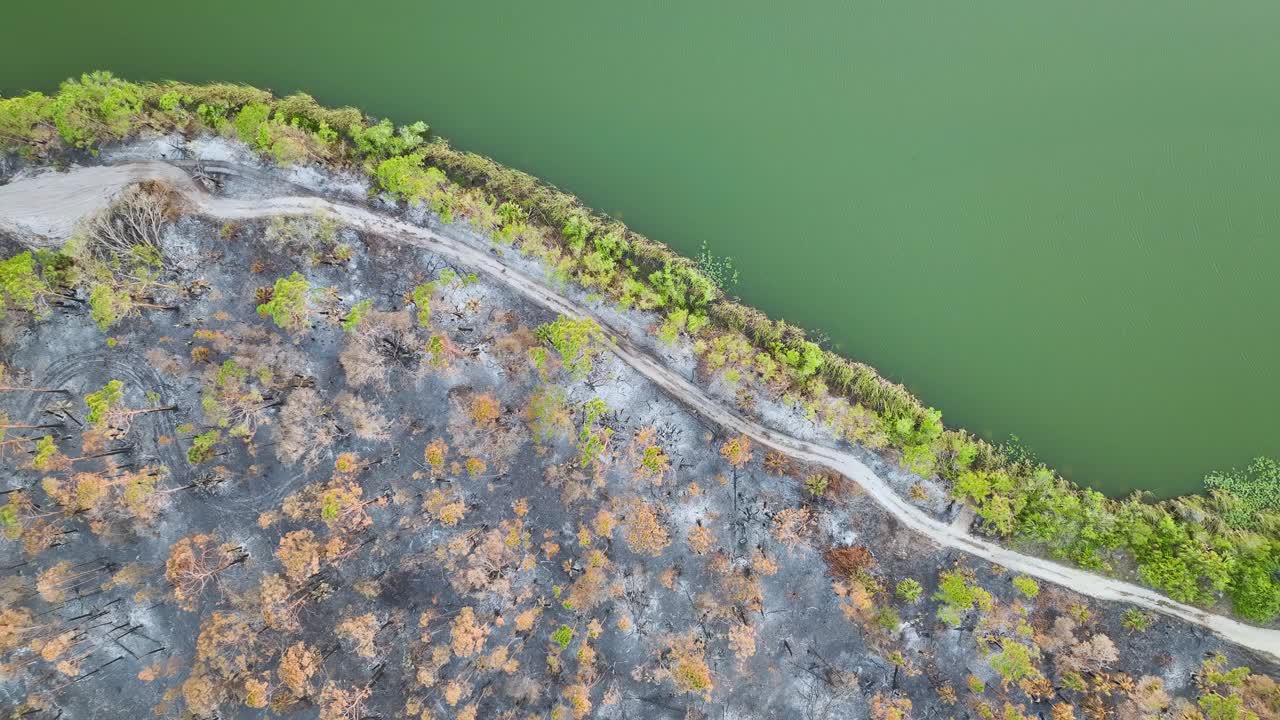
2;161;1275;661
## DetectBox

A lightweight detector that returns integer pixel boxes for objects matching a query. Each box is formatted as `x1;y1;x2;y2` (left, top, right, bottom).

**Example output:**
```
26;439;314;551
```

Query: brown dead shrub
824;544;876;579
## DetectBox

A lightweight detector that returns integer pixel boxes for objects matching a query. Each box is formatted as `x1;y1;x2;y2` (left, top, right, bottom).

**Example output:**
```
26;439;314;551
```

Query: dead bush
824;544;876;578
82;181;180;266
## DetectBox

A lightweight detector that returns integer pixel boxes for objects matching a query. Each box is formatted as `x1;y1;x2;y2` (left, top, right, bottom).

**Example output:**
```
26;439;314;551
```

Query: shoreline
0;150;1278;660
1;73;1276;626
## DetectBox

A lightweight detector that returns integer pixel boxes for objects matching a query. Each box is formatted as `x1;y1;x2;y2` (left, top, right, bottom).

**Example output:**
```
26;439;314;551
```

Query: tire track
20;351;187;472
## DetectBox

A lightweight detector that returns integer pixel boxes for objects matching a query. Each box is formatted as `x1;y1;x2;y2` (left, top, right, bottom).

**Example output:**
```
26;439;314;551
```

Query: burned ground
0;149;1275;720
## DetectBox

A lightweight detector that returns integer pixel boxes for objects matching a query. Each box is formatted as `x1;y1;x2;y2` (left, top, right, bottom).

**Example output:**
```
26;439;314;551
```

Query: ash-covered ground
0;144;1274;720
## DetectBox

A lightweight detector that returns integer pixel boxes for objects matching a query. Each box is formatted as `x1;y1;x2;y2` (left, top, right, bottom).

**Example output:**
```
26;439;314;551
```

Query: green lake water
4;1;1278;497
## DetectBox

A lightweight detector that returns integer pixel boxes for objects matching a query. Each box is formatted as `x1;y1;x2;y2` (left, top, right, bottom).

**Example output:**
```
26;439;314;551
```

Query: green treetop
257;272;312;334
537;316;607;380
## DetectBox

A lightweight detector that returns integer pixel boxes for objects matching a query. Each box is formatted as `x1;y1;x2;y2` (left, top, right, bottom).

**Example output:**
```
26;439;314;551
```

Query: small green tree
187;430;221;464
773;340;825;382
84;379;171;431
47;71;143;148
85;380;125;426
952;469;1022;537
342;299;372;332
1196;655;1260;720
88;284;134;330
576;398;612;468
0;92;54;148
1199;693;1255;720
537;316;606;380
350;119;428;162
257;272;312;334
562;214;593;253
233;102;272;144
648;262;717;311
411;282;435;326
374;152;447;204
933;570;992;627
31;435;60;471
988;640;1040;688
0;252;50;319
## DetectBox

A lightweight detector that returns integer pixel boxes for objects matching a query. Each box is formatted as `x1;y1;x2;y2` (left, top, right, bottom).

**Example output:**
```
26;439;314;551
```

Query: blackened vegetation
0;192;1274;720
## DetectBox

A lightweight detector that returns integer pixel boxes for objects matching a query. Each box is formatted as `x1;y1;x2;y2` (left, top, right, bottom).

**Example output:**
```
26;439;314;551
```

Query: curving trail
2;161;1277;661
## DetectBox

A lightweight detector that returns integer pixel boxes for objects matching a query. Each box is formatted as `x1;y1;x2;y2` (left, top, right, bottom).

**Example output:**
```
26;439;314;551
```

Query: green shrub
342;299;372;332
576;397;611;467
657;309;691;345
375;152;446;203
551;625;574;649
581;229;624;285
527;385;571;442
233;102;272;144
649;261;718;311
0;92;53;148
895;578;923;603
951;469;1023;538
425;334;447;368
1225;542;1280;622
156;90;185;113
988;640;1038;687
1011;576;1039;599
88;284;134;330
876;606;902;633
1121;609;1154;632
940;432;980;475
196;103;229;132
804;474;829;496
187;430;221;464
31;435;59;471
256;272;312;334
411;282;436;326
933;570;992;627
0;252;50;318
773;339;825;382
85;380;125;426
350;118;428;161
562;213;593;253
0;500;18;529
1128;509;1232;605
254;116;318;165
48;71;143;149
537;316;606;380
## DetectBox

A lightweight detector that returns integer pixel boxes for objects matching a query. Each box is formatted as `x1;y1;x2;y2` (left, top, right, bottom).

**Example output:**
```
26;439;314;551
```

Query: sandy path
2;161;1275;661
0;162;195;243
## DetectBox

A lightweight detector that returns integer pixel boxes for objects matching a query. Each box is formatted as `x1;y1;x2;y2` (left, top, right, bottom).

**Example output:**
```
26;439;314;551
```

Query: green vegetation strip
1;71;1276;622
